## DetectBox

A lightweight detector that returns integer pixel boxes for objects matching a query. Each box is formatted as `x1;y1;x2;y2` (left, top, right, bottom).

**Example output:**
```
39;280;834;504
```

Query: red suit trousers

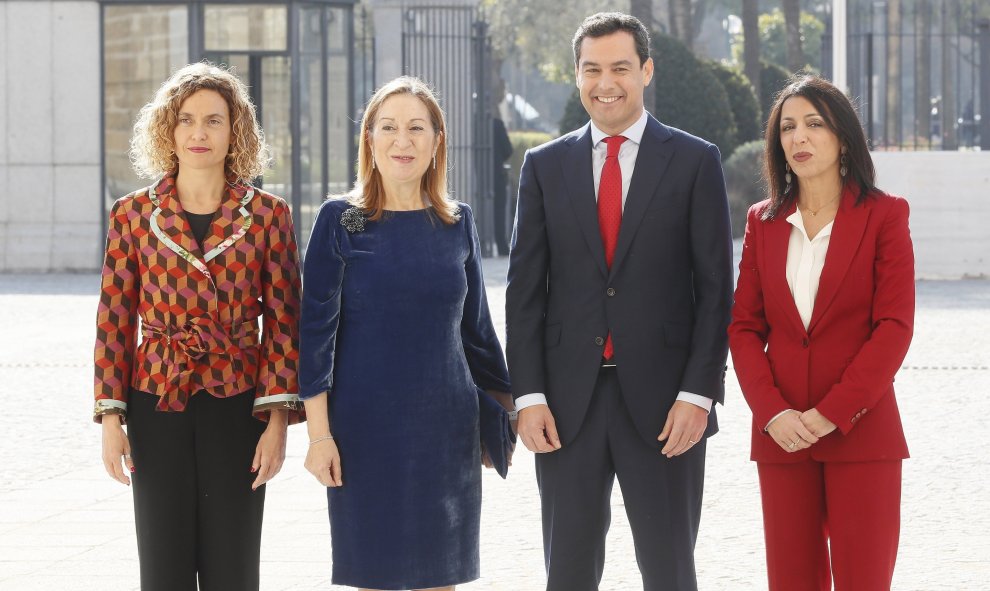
756;459;902;591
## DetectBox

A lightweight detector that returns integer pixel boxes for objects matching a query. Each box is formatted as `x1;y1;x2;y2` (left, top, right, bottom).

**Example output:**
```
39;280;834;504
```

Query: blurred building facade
0;0;497;272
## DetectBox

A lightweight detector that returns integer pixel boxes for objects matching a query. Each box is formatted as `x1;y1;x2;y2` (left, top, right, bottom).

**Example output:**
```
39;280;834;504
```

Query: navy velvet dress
299;198;510;590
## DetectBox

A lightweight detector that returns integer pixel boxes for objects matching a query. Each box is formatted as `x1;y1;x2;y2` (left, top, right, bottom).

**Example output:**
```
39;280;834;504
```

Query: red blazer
93;173;303;423
728;186;914;463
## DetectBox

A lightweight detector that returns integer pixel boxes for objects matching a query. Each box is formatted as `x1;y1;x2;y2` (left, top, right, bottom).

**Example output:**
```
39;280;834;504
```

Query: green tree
782;0;803;73
482;0;604;83
558;89;589;135
741;0;761;97
758;60;791;125
630;0;657;115
722;139;766;238
706;61;761;154
668;0;693;49
733;9;825;74
653;35;737;156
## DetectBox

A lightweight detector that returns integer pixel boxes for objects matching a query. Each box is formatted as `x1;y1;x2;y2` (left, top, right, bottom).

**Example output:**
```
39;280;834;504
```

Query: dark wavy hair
572;12;651;67
762;75;875;220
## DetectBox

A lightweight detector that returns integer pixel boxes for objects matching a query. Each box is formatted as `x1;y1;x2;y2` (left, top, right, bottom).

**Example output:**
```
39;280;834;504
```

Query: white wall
873;152;990;279
0;1;986;277
0;1;101;272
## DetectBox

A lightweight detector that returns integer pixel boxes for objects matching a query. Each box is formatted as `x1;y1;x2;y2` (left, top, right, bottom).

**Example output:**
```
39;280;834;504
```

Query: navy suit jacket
505;114;733;446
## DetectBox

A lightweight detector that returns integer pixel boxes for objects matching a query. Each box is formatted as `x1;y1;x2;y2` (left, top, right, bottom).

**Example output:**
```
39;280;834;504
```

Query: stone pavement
0;262;987;590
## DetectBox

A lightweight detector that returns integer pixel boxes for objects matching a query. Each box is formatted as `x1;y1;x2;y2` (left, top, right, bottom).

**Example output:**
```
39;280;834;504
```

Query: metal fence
355;4;376;113
402;4;495;253
844;0;989;151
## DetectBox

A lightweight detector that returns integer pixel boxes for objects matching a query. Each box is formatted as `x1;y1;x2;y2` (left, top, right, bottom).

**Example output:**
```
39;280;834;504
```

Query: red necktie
598;135;626;360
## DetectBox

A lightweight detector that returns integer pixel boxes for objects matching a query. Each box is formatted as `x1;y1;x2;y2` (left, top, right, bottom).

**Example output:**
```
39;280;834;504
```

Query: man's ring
688;439;697;444
788;442;797;449
124;454;131;460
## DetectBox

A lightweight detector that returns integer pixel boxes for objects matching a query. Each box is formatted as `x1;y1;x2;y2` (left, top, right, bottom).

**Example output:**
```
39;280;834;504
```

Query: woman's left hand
800;408;838;438
252;409;288;490
481;441;515;470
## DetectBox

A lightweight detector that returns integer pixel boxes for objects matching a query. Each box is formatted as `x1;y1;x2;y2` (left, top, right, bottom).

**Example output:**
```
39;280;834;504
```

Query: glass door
102;1;357;252
200;3;355;249
202;53;292;201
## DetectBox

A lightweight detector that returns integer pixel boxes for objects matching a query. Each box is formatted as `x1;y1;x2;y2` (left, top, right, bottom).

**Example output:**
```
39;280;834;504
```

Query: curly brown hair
129;62;270;181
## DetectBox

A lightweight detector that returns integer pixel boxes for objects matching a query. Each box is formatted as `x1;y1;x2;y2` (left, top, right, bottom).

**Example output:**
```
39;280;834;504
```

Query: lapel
561;124;609;278
148;173;256;281
610;115;674;279
149;174;206;265
807;185;870;333
763;201;807;335
199;179;256;263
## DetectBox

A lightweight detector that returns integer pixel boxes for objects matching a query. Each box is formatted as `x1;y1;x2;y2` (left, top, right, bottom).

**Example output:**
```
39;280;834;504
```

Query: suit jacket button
606;287;616;297
802;337;810;348
595;336;604;346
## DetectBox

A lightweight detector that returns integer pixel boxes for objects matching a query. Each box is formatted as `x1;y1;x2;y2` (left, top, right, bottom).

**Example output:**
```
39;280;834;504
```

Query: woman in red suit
728;75;914;591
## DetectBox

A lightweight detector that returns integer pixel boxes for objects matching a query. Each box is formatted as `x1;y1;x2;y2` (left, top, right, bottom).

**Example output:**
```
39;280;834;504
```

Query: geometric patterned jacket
93;172;303;424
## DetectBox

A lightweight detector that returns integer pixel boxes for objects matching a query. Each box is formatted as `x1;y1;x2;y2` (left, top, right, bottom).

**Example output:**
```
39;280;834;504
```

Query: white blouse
785;210;834;330
764;211;835;431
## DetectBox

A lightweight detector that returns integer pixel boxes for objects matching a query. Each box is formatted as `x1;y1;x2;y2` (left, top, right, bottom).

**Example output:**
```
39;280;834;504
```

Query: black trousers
127;389;267;591
536;368;707;591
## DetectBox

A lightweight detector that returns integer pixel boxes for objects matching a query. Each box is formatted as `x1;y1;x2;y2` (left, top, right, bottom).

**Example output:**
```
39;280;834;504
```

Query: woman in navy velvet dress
298;76;513;591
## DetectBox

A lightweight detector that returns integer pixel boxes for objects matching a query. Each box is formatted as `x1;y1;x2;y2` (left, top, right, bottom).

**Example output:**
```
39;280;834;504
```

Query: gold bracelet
309;434;334;446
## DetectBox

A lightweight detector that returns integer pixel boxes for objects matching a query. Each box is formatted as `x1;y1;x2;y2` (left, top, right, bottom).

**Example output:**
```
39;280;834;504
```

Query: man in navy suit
505;12;733;591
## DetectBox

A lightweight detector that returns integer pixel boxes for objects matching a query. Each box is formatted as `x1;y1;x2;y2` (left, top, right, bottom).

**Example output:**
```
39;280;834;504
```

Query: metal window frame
98;0;358;253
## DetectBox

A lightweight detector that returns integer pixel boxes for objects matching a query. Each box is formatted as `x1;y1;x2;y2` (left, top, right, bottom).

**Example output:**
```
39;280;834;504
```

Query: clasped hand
767;408;837;453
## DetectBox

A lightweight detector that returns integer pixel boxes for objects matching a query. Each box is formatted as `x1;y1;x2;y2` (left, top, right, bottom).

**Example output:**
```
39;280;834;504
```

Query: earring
784;162;793;194
840;146;848;178
432;155;437;170
372;157;376;170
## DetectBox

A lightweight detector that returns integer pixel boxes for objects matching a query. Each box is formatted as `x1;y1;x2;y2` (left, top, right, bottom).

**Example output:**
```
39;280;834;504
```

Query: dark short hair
762;74;876;220
573;12;651;68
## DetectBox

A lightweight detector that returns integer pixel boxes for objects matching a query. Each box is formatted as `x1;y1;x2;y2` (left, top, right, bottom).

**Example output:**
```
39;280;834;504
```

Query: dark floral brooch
340;207;366;233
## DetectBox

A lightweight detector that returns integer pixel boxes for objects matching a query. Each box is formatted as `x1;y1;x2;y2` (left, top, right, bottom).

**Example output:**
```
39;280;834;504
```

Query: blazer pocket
663;322;691;348
545;323;562;349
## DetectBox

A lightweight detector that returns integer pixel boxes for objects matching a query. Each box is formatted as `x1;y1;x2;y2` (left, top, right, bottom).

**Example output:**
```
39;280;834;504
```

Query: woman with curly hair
94;61;304;591
299;76;513;591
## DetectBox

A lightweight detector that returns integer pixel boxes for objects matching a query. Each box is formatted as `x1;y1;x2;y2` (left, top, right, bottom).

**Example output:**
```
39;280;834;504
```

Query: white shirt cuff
517;392;712;413
677;391;713;413
765;409;793;431
514;393;548;410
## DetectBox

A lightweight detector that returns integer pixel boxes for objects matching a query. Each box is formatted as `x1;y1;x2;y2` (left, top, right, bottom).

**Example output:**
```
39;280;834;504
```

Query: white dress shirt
764;210;834;429
515;110;713;414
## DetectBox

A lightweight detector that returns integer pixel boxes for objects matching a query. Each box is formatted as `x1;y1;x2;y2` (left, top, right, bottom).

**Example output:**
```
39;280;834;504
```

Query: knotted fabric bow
141;316;251;411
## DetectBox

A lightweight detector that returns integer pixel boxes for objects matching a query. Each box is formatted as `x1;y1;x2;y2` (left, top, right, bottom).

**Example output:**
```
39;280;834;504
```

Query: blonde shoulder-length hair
349;76;459;225
129;61;271;181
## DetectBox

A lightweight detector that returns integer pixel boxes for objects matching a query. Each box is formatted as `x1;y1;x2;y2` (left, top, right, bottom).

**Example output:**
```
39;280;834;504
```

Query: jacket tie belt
140;316;260;411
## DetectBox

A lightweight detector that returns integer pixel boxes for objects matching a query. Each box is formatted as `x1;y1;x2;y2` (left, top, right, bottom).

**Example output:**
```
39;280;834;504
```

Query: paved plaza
0;259;987;590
